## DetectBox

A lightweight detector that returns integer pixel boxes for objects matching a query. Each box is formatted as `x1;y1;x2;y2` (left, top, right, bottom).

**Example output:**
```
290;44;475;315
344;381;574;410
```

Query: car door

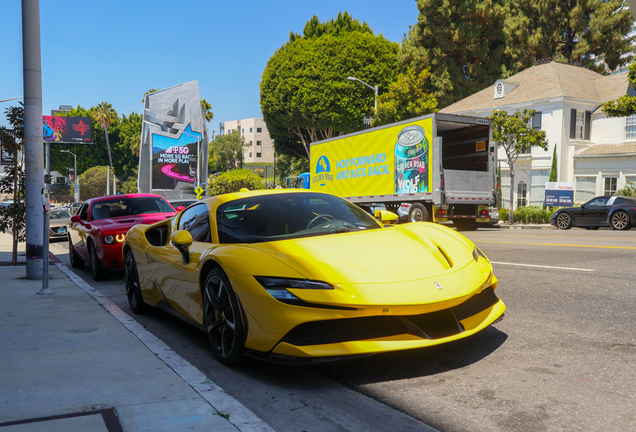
576;197;609;226
70;203;90;260
150;203;212;324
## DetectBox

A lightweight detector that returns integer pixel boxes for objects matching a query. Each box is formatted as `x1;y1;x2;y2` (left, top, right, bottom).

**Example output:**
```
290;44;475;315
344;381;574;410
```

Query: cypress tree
549;145;557;182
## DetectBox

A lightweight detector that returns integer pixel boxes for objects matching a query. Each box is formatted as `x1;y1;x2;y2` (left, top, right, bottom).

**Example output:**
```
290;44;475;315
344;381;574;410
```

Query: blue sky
1;0;419;136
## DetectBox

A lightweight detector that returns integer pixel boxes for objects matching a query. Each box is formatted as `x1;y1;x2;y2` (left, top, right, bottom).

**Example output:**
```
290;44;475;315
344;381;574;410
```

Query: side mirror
170;230;193;264
374;209;399;225
70;215;81;223
580;204;586;209
176;206;185;211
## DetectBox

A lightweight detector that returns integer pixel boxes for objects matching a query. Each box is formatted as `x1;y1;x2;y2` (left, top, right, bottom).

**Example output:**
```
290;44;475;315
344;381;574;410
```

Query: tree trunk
105;127;113;168
509;167;515;225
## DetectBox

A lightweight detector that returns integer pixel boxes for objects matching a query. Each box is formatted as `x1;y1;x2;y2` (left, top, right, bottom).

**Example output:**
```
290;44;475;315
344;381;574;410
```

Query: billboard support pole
45;142;50;193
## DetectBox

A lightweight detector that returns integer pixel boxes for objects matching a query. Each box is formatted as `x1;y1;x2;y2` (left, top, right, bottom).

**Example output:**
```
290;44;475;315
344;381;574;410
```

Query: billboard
545;182;575;207
42;116;93;144
310;117;433;197
151;124;200;189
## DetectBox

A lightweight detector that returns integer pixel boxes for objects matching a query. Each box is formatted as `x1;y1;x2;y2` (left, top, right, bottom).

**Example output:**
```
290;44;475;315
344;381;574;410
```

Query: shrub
207;169;265;196
616;181;636;198
501;206;557;223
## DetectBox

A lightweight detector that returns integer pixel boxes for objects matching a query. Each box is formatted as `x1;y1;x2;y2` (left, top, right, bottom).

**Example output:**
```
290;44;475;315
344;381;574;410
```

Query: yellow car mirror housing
171;230;193;264
374;209;398;225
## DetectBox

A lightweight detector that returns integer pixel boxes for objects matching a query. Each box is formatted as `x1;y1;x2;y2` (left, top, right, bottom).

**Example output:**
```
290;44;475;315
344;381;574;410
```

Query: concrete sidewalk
0;235;273;432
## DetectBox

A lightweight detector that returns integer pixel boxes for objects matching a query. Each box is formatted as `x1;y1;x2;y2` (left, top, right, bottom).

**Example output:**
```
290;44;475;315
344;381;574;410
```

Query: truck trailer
309;113;498;230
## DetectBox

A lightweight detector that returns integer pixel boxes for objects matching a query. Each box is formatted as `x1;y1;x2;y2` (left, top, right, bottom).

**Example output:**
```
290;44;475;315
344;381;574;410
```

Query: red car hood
93;212;176;232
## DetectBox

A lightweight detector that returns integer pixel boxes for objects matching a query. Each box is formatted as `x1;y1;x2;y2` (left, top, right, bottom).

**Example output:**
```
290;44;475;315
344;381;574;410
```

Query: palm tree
201;98;214;122
92;102;118;168
142;89;158;104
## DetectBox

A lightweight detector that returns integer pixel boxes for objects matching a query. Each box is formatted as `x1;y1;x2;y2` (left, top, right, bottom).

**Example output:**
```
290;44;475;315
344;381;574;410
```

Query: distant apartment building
220;118;275;164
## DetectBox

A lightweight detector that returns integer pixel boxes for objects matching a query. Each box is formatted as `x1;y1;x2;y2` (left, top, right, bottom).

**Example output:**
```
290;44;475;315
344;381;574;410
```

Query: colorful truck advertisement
310;117;433;197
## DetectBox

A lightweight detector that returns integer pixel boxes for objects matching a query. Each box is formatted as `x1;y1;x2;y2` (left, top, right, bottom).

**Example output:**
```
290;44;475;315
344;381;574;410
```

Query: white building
220;118;275;164
440;61;636;208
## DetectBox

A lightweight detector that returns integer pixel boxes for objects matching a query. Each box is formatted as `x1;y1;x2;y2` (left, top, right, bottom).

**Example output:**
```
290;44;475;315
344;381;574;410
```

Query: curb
53;260;274;432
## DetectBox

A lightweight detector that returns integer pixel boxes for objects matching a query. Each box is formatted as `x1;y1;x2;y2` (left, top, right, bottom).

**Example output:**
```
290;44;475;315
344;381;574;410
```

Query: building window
625;175;636;186
250;127;253;133
257;127;262;133
256;141;262;146
626;115;636;140
530;170;549;206
256;153;261;158
249;152;252;157
500;171;510;209
575;177;596;203
242;128;244;133
576;111;585;139
604;177;617;196
517;182;527;208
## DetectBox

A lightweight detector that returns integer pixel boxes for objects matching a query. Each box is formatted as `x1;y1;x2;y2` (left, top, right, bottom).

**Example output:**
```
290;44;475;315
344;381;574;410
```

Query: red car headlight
104;234;126;245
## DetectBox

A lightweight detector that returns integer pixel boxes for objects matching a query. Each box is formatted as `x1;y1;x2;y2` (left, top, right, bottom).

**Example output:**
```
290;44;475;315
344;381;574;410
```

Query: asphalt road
50;226;636;431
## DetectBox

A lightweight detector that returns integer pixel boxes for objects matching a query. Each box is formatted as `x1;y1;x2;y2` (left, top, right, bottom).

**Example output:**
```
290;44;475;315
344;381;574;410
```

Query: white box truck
309;113;498;230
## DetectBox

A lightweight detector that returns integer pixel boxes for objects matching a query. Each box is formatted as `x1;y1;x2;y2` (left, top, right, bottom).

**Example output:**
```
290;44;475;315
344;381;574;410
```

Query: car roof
86;193;168;204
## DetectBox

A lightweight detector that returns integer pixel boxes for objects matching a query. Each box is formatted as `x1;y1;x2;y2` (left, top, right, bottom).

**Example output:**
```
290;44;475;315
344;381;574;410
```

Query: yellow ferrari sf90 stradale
122;189;505;365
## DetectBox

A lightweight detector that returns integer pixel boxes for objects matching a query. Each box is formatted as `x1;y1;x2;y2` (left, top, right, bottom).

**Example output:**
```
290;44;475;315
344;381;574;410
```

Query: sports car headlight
103;234;126;245
254;277;334;301
473;246;488;262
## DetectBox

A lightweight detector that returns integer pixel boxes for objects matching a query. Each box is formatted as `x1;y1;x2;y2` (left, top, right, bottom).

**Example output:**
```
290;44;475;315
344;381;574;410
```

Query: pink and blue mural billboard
152;124;201;190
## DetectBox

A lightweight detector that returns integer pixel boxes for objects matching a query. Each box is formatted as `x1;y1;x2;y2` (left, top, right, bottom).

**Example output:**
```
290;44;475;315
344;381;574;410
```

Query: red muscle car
68;193;178;280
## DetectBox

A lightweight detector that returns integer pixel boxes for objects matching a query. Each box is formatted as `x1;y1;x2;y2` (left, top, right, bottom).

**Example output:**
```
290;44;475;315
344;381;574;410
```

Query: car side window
613;197;631;205
79;204;89;221
177;204;211;242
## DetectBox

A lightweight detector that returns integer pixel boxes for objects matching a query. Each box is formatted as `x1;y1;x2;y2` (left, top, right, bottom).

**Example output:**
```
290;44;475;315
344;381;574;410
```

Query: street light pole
347;76;378;113
60;150;78;202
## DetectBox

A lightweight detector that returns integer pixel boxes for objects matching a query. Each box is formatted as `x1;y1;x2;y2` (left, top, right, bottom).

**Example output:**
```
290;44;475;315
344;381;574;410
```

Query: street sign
194;185;204;200
545;182;574;207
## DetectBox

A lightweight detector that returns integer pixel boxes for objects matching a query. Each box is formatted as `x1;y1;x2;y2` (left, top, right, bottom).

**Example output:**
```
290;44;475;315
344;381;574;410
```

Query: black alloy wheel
611;211;631;230
68;237;84;268
409;203;429;223
89;242;107;281
124;251;147;314
556;212;572;230
203;268;246;365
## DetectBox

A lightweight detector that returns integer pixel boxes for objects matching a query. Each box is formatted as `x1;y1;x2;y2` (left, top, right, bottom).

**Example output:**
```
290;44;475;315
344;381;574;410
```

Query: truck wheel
454;219;478;231
409;203;429;222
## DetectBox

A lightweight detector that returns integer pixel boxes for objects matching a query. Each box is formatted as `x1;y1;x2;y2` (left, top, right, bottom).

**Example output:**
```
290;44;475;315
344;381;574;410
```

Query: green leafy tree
0;105;26;265
209;131;247;172
142;89;159;103
489;109;549;224
261;12;399;157
503;0;634;75
78;166;110;200
275;154;310;186
601;61;636;117
113;112;142;179
92;102;118;168
372;68;438;127
120;168;139;194
399;0;507;108
207;169;265;196
549;145;557;182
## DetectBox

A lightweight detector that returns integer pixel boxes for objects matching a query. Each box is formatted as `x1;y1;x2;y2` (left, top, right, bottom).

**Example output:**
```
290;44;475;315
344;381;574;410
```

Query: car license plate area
476;218;489;222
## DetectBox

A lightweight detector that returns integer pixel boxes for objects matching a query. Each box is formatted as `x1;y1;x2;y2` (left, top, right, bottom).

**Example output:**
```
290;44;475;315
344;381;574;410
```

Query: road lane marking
472;232;636;240
491;262;594;272
476;240;636;250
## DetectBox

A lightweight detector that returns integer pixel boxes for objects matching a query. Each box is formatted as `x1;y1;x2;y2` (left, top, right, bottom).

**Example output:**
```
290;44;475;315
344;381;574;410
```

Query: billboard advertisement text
152;124;200;190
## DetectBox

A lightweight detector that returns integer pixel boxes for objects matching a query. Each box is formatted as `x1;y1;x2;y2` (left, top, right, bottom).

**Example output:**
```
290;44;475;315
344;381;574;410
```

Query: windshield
217;192;382;244
50;210;72;220
91;197;174;220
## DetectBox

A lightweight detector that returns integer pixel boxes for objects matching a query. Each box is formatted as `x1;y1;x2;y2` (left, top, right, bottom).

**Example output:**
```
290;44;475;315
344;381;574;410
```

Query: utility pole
22;0;45;279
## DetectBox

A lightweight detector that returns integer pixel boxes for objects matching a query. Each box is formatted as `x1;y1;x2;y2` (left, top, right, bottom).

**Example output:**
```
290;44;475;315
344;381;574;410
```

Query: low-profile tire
555;212;572;230
68;237;84;268
409;203;429;223
203;268;246;366
454;219;478;231
124;250;147;314
89;241;107;281
610;211;631;230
